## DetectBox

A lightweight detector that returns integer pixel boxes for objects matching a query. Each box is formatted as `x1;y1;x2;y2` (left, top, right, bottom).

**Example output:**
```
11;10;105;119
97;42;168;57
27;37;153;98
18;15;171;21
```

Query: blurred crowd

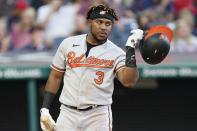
0;0;197;54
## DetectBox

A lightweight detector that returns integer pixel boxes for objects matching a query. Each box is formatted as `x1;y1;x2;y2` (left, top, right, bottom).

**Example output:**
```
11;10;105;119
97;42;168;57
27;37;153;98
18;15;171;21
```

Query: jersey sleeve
114;52;126;74
50;41;66;72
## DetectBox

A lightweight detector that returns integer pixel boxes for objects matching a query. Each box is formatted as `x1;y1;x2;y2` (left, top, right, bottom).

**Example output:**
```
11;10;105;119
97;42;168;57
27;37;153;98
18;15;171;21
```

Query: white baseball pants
55;104;112;131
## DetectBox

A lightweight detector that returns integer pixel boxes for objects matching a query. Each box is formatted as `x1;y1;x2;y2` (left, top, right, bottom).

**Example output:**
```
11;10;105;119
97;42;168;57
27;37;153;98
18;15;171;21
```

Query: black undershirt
85;41;98;57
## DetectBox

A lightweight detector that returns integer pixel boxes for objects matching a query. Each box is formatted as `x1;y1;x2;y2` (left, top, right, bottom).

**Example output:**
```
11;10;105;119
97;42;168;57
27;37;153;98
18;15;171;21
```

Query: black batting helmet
139;25;173;64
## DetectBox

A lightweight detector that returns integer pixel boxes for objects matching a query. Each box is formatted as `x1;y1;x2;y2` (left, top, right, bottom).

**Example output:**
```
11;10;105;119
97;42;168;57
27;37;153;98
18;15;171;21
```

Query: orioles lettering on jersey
66;51;115;68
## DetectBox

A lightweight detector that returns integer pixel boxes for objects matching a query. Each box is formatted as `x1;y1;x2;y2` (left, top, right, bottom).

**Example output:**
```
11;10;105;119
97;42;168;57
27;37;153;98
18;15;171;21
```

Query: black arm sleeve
125;46;137;67
42;90;56;109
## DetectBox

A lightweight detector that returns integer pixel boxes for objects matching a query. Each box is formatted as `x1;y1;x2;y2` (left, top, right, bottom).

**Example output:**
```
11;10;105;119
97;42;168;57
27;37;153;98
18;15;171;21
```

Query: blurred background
0;0;197;131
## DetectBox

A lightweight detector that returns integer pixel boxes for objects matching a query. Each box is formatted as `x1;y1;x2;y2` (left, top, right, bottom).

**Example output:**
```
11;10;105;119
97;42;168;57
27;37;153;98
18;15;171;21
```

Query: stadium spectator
36;0;81;50
137;11;150;31
36;0;65;49
193;1;197;36
162;11;175;28
131;0;173;14
1;0;196;54
8;0;29;31
10;7;36;50
0;17;11;53
130;0;174;29
21;25;46;52
173;0;197;16
171;19;197;53
0;0;15;18
178;8;195;30
109;0;139;48
60;0;82;36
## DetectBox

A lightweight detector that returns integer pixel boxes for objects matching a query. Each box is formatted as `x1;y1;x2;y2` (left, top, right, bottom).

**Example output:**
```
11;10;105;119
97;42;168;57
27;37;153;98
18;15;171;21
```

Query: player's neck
86;33;106;45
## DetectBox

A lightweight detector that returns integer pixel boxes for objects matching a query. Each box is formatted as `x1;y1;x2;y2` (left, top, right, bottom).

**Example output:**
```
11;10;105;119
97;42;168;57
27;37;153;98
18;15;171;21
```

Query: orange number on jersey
94;71;104;85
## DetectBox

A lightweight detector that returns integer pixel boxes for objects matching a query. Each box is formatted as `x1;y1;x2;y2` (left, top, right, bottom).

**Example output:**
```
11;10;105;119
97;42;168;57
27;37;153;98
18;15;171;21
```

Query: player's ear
87;19;92;27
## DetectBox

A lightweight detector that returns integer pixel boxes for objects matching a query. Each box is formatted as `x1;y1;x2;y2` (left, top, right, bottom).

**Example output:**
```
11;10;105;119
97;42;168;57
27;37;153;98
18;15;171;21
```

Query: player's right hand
40;108;56;131
126;29;144;48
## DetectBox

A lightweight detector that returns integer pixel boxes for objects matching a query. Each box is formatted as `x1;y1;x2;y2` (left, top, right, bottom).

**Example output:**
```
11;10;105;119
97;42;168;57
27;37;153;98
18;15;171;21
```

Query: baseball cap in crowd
15;1;29;11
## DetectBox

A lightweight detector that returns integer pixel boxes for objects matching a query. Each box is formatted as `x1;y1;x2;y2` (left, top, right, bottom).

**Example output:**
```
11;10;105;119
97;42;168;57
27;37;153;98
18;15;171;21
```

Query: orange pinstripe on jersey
51;64;66;72
108;106;111;131
115;65;126;73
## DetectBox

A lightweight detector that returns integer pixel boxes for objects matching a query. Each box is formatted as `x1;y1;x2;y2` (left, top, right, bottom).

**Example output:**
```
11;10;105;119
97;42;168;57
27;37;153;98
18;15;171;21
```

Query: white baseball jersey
51;34;126;109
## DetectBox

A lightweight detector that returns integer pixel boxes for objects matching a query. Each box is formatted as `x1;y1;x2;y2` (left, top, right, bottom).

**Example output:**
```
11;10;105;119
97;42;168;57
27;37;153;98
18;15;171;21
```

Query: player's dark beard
90;26;107;44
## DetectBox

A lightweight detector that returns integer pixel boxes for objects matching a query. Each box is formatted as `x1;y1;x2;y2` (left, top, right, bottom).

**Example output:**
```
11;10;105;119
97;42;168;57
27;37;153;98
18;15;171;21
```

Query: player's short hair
86;4;119;22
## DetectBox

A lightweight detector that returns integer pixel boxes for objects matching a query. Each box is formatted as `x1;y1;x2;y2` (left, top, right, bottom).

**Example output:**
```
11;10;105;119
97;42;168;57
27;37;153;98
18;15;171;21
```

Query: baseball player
40;4;143;131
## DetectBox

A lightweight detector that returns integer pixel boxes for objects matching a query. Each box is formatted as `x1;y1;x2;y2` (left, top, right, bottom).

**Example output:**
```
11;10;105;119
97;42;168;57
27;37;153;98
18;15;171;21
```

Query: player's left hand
126;29;144;48
40;108;56;131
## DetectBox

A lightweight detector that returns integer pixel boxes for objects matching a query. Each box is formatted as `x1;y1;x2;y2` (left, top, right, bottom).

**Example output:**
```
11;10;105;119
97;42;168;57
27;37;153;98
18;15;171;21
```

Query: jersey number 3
94;71;104;85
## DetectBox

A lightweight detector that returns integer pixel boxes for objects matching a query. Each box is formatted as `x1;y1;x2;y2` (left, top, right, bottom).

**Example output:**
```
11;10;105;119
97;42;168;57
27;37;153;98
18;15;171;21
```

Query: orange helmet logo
159;33;168;41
